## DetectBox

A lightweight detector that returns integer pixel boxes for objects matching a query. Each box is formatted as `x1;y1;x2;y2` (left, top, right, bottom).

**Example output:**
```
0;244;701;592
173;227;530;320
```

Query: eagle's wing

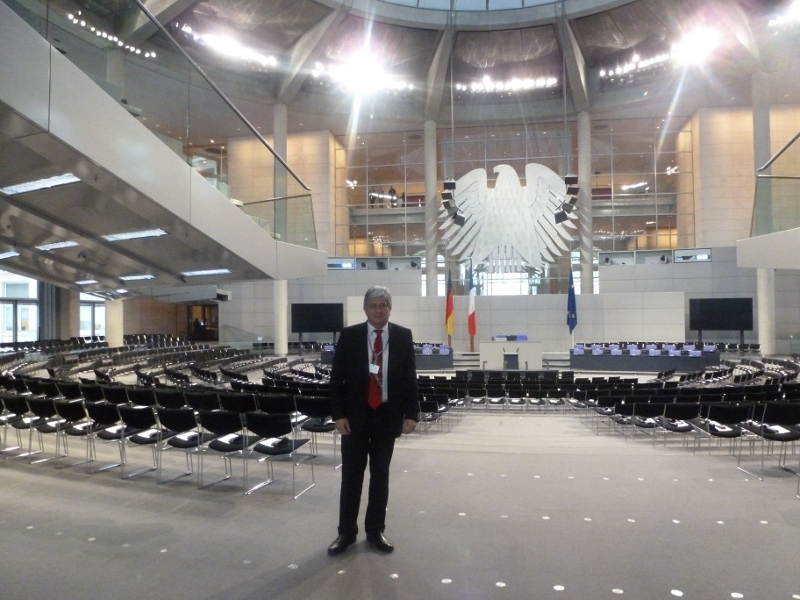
523;163;577;269
439;168;489;260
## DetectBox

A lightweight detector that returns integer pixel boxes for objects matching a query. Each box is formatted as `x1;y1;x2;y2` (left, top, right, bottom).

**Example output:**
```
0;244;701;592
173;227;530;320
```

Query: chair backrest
706;402;753;425
633;402;666;419
56;380;83;400
101;385;130;405
256;393;296;413
118;405;157;430
85;401;122;426
26;396;58;419
1;393;30;416
53;399;87;422
218;392;258;413
156;406;197;433
663;402;701;421
244;411;293;439
759;402;800;426
80;383;106;402
196;409;244;436
154;388;186;409
293;395;331;419
127;387;157;407
184;391;220;411
39;380;61;399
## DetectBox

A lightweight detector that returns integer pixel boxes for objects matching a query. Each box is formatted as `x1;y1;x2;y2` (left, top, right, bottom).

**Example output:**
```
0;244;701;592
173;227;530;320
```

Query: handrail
758;129;800;172
131;0;311;192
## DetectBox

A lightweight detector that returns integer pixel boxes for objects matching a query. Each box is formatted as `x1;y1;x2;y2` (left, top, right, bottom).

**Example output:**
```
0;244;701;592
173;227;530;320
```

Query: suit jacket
330;321;419;438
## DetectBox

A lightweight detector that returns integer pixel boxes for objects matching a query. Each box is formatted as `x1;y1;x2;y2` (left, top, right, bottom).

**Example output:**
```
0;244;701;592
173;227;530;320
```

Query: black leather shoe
327;535;356;556
366;533;394;553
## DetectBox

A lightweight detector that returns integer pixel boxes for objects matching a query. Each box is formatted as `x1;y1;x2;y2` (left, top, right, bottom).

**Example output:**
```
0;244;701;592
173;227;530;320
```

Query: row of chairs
0;389;328;498
581;397;800;497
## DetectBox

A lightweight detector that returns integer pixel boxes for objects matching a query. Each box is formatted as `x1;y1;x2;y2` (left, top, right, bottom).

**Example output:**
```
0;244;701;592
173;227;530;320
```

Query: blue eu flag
567;269;577;334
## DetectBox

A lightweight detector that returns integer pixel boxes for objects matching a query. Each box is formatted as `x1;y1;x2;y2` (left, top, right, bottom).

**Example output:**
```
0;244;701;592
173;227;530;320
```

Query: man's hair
363;285;392;308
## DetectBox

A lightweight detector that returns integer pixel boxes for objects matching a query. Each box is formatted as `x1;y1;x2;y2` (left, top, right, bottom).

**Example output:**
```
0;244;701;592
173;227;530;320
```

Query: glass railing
752;130;800;236
3;0;316;249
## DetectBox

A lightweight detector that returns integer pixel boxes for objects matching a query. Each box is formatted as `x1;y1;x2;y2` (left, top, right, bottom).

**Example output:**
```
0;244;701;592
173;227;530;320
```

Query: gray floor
2;409;800;600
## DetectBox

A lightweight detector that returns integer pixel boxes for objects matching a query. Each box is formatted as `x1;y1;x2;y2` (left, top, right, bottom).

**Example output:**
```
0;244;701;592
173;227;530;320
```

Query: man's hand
402;419;416;435
335;417;351;435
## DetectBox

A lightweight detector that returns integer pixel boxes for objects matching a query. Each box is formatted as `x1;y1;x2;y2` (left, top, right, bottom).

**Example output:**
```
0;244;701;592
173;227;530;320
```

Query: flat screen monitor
291;303;344;333
689;297;753;331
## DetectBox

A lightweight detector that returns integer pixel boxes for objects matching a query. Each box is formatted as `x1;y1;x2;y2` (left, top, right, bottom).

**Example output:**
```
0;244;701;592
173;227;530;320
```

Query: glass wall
0;270;39;343
80;293;105;337
335;117;694;295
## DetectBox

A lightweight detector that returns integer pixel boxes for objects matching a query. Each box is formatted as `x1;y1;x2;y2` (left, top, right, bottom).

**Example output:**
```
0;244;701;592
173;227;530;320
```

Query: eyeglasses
367;303;390;310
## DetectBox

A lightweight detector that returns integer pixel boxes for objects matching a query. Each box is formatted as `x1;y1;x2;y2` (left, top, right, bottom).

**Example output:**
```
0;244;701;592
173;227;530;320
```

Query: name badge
369;363;380;374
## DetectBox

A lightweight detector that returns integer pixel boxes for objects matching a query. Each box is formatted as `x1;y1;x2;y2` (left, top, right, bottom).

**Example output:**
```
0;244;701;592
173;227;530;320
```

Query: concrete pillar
105;299;124;348
424;119;439;297
273;279;289;357
752;71;775;354
577;111;593;294
273;103;289;357
55;287;80;340
757;268;775;355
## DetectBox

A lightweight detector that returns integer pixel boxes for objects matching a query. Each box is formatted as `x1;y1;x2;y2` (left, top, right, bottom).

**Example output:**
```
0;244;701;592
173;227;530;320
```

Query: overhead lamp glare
0;251;20;260
76;279;98;285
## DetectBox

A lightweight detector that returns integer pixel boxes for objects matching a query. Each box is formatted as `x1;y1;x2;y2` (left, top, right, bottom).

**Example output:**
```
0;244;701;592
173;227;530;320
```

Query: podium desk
479;341;542;370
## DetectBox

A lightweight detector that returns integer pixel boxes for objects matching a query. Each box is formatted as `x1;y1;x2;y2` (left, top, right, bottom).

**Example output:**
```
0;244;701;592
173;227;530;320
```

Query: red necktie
368;330;383;409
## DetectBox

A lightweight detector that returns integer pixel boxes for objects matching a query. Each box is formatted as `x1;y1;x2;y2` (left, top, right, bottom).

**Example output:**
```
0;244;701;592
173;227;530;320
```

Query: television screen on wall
291;303;344;333
689;298;753;331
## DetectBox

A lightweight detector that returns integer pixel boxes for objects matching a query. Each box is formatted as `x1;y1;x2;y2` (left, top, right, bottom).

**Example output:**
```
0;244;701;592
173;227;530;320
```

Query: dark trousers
338;405;396;537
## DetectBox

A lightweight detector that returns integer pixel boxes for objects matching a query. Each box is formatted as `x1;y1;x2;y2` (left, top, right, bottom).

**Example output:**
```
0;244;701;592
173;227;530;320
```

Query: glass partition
753;130;800;236
4;0;316;249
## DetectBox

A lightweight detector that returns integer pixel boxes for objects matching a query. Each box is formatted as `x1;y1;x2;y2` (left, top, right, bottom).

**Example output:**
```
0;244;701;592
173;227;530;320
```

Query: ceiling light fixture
76;279;99;285
0;251;20;260
181;269;232;277
102;228;167;242
119;274;156;281
35;240;80;251
0;173;81;196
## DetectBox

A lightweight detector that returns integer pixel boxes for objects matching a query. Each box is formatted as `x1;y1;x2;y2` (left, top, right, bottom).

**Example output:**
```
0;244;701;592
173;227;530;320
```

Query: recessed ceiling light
181;269;232;277
119;274;155;281
76;279;98;285
102;228;167;242
36;240;80;251
0;173;81;195
0;251;20;260
115;289;128;294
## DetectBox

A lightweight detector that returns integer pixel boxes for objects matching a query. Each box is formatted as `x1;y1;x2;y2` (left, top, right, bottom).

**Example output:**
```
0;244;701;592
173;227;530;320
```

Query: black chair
26;396;67;464
196;409;260;490
630;402;667;442
418;400;443;433
485;384;507;411
117;405;175;479
690;403;754;454
52;399;96;469
0;393;45;459
294;395;338;464
738;402;800;483
154;407;216;484
84;401;138;473
244;411;313;498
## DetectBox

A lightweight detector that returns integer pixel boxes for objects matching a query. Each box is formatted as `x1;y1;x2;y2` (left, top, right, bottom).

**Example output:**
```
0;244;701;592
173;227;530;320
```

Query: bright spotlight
672;28;720;65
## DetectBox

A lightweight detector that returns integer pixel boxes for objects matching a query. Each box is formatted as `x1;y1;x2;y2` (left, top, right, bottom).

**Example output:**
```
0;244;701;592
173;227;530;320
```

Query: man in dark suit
327;286;419;555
